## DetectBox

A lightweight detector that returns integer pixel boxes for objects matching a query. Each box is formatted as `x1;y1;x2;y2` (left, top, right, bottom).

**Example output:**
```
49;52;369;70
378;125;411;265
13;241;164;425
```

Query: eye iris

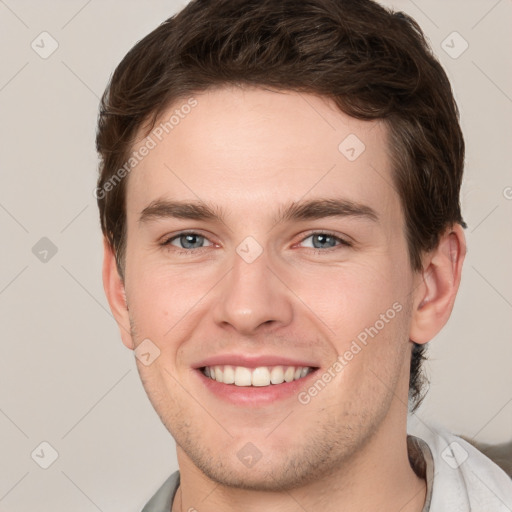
181;234;203;248
313;234;336;249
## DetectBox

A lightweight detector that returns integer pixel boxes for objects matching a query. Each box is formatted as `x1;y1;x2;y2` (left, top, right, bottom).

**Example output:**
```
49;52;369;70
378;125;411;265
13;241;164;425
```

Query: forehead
126;86;398;223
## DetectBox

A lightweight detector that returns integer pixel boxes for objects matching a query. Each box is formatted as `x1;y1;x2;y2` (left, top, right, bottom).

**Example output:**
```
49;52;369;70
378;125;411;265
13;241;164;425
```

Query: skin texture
103;86;466;512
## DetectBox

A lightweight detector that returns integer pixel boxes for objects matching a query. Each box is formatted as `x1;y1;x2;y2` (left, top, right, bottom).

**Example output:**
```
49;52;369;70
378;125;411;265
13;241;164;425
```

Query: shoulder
409;419;512;512
141;471;180;512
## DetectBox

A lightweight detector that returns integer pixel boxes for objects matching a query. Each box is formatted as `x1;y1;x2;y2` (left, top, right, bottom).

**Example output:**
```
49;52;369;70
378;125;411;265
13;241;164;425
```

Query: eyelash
160;230;352;255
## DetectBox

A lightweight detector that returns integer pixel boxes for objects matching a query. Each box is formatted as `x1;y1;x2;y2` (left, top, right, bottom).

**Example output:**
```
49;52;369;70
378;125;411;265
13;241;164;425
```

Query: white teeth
251;367;270;387
234;366;252;386
270;366;285;384
284;366;295;382
223;365;235;384
203;365;313;387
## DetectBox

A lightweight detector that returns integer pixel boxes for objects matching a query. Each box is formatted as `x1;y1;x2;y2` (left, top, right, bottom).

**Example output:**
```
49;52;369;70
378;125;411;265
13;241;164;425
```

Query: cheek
292;258;403;340
124;255;215;340
291;258;410;388
300;298;410;423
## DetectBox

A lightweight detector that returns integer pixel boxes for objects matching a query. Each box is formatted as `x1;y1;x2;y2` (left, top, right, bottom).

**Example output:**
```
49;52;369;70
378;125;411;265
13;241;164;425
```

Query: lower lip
195;369;319;406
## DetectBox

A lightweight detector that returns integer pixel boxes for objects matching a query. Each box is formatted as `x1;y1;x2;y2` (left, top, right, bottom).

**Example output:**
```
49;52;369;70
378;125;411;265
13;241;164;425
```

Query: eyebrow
273;198;378;224
139;200;225;224
138;198;379;225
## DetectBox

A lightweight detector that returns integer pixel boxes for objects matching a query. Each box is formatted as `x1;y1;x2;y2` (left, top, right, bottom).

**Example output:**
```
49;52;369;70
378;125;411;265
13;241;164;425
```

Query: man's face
121;86;419;489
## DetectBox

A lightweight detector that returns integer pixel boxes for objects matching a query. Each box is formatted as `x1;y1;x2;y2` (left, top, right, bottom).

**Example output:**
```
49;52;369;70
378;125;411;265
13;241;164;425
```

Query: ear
102;237;134;350
409;224;466;344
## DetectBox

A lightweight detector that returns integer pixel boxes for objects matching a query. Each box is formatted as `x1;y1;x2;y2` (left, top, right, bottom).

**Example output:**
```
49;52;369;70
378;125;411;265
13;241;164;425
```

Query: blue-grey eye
302;233;340;249
169;233;211;249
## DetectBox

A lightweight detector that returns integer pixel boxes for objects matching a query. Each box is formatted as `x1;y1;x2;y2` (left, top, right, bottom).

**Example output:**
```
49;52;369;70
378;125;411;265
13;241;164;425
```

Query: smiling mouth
200;365;317;387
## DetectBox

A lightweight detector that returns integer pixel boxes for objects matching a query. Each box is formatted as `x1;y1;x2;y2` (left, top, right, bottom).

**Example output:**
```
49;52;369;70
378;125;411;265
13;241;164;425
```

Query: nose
212;247;294;335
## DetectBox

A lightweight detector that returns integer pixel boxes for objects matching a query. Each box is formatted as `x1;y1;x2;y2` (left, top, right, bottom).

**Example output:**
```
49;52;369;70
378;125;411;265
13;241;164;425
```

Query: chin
191;458;318;492
178;428;359;492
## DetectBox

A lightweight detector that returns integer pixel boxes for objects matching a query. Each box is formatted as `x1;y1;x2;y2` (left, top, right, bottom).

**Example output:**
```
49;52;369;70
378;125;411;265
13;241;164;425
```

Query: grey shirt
141;471;180;512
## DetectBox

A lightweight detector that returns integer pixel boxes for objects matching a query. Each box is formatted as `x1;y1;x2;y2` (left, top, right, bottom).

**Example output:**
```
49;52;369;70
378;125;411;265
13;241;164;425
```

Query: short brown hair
96;0;466;412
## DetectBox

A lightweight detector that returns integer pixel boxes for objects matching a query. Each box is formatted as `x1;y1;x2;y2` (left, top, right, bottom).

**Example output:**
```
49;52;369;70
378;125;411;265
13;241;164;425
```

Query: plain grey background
0;0;511;510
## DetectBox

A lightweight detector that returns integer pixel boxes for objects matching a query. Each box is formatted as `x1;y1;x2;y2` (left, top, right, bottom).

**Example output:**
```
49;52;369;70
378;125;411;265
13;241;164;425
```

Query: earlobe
102;238;134;350
409;224;466;345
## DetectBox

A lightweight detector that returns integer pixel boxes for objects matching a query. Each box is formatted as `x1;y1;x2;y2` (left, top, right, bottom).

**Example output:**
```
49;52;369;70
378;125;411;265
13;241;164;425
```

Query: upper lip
194;354;320;369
